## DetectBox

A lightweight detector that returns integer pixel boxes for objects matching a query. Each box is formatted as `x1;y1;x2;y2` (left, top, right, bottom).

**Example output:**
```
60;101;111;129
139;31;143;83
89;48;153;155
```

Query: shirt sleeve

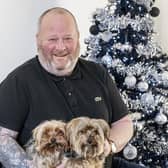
105;70;129;123
0;74;29;131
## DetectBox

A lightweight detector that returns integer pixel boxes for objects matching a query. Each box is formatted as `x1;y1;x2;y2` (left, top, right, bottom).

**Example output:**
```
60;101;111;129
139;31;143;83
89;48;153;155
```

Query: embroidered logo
94;96;102;102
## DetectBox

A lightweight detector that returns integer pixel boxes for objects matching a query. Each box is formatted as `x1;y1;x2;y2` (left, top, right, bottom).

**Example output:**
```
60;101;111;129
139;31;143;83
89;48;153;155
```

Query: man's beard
38;44;80;76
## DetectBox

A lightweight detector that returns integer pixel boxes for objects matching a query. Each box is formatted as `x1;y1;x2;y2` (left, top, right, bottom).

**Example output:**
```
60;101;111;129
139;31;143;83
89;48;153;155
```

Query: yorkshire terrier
65;117;111;168
26;120;68;168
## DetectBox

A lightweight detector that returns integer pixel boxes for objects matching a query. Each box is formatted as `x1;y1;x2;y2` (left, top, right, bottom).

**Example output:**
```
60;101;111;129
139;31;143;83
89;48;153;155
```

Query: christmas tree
83;0;168;167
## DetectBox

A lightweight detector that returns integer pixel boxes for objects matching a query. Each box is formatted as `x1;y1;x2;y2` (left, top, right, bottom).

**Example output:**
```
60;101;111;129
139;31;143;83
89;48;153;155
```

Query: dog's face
33;120;68;156
66;117;110;159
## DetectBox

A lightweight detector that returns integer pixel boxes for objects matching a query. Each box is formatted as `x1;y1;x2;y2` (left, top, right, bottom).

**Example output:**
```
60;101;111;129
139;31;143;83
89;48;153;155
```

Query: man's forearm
110;115;134;153
0;127;34;168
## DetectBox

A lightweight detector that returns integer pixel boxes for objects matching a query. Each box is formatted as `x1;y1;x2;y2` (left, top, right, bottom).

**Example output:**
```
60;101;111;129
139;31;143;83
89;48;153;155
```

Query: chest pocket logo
94;96;102;102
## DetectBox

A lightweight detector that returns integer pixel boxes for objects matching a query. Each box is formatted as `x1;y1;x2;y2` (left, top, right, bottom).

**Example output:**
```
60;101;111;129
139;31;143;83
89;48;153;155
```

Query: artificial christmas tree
83;0;168;167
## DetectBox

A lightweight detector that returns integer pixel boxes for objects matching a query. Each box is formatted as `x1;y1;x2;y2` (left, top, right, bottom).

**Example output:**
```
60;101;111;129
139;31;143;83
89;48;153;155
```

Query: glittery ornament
155;113;167;125
140;92;154;106
137;81;149;92
136;121;144;131
163;102;168;115
149;7;160;17
108;0;115;3
101;54;113;68
123;144;137;160
89;25;99;35
161;71;168;81
124;75;137;88
101;31;113;42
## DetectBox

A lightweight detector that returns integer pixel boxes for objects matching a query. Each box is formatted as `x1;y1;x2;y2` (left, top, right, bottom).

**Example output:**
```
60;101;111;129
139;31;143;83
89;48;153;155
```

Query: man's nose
55;39;66;51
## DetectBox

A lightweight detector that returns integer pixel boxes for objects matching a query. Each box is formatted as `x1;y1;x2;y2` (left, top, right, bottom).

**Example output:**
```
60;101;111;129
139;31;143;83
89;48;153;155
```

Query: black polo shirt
0;56;128;146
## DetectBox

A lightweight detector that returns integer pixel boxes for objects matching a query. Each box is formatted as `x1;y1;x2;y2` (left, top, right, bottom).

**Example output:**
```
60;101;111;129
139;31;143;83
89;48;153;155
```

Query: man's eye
64;37;73;41
49;39;57;42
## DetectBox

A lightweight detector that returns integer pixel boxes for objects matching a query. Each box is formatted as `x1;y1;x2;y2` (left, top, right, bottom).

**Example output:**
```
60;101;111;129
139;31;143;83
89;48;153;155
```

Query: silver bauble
161;71;168;81
108;0;115;3
140;92;154;106
163;102;168;115
136;121;144;131
101;31;113;42
124;75;137;88
123;144;137;160
101;54;112;68
137;81;149;92
155;113;167;125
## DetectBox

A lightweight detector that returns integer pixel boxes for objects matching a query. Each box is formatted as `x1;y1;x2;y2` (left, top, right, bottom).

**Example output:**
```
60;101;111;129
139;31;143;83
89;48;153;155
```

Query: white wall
0;0;167;82
0;0;55;81
155;0;168;53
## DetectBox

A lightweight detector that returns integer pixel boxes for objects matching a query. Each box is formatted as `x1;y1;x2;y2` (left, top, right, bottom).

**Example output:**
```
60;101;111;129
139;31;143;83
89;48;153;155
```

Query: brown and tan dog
26;120;68;168
65;117;111;168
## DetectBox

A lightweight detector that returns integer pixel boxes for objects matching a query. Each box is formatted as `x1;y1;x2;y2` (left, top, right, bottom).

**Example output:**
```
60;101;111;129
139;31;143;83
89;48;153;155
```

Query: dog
26;120;68;168
65;117;111;168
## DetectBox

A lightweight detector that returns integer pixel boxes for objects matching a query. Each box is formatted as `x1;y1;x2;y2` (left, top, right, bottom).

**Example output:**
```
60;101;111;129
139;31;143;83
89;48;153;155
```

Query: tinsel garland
84;0;168;167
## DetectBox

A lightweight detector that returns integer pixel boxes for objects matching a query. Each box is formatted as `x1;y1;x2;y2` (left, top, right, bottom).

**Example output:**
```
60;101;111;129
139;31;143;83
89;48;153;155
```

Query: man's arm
109;114;134;153
0;126;35;168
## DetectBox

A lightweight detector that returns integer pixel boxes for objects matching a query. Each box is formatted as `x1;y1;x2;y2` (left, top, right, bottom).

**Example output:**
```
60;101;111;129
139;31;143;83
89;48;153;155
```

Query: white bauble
161;71;168;81
124;75;137;88
101;54;112;68
101;31;113;42
155;113;167;125
123;144;137;160
137;81;149;92
163;102;168;115
140;92;154;106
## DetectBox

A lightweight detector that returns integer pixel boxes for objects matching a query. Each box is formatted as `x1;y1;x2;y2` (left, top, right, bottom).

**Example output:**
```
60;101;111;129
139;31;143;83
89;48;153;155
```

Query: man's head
36;7;80;76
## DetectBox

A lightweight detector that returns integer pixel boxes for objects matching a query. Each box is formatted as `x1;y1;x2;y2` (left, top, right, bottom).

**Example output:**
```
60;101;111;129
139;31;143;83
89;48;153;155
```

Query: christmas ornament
89;25;99;35
136;121;144;131
161;71;168;81
149;7;160;17
140;92;154;106
163;102;168;115
155;112;167;125
123;144;137;160
101;54;113;68
124;75;137;88
101;31;113;42
137;81;149;92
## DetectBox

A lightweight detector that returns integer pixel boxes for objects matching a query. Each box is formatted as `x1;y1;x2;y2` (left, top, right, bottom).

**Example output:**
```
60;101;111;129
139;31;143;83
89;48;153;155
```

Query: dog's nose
50;137;56;143
87;137;93;144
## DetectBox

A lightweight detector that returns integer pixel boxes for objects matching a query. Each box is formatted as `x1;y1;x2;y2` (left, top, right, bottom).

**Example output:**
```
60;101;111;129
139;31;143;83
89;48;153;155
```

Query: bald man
0;7;137;168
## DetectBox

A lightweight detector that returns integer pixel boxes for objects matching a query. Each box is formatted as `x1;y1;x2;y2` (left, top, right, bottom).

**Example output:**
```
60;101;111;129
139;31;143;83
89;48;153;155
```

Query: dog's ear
32;121;47;150
66;118;79;140
32;126;41;148
95;119;110;138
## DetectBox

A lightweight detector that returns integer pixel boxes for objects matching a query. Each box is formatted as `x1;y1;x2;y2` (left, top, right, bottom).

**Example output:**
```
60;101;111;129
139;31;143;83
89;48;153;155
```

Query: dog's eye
79;130;85;134
43;129;51;135
56;130;64;136
94;130;99;134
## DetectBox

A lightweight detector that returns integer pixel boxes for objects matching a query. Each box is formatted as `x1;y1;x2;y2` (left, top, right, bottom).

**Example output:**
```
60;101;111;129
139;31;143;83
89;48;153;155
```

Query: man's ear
36;33;40;46
36;33;41;51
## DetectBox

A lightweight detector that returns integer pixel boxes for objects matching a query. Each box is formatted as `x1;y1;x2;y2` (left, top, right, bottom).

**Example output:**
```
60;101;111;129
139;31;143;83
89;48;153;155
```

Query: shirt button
68;92;72;96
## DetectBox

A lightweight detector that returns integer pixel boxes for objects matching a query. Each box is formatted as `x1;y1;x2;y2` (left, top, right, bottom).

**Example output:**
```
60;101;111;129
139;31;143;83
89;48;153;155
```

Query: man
0;7;138;168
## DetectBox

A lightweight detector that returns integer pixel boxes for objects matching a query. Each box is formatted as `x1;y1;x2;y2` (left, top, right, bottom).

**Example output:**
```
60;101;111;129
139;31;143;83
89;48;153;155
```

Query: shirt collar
51;62;82;82
37;56;82;82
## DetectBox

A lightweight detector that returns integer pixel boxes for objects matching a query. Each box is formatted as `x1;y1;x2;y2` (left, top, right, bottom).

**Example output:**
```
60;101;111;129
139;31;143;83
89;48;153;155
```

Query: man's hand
103;139;112;156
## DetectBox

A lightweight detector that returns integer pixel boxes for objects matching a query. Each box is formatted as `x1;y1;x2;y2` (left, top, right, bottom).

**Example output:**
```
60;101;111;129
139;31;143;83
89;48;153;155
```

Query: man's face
37;12;80;76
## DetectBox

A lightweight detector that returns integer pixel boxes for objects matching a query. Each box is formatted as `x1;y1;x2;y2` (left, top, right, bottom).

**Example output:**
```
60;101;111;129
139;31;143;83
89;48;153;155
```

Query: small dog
26;120;68;168
65;117;111;168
